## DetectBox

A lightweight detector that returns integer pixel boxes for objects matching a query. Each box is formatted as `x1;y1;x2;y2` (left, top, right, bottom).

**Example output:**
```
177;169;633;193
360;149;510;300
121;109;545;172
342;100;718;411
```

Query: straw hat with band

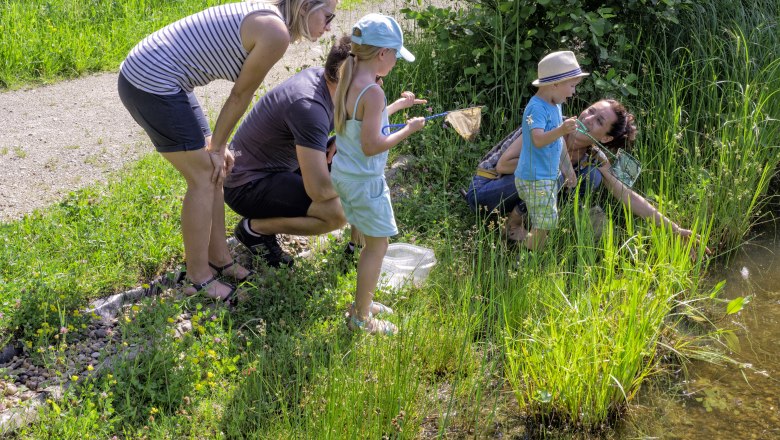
531;50;589;87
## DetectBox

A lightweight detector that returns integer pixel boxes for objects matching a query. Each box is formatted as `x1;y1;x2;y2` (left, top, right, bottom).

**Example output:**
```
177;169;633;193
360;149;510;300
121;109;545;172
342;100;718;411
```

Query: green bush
400;0;688;129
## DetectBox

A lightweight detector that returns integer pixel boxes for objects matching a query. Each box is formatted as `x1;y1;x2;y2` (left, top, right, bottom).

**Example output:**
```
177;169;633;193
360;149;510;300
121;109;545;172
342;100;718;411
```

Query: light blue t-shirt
331;83;390;179
515;95;563;181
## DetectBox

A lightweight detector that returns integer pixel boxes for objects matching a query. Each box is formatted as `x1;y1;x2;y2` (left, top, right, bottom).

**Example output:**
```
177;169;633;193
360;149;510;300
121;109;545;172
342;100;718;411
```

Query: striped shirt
120;2;283;95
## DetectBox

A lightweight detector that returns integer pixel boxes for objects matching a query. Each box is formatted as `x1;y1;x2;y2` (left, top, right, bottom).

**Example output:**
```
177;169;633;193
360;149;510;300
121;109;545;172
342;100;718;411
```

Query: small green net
577;120;641;187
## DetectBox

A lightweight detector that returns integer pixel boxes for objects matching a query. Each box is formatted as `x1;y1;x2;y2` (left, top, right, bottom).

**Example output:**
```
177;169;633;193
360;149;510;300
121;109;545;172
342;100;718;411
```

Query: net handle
381;111;449;135
576;119;617;161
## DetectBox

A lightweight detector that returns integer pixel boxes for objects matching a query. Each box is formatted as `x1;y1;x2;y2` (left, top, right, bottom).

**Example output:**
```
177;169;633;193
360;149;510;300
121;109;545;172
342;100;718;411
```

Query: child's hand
560;117;578;135
406;116;426;133
563;172;577;188
395;91;428;110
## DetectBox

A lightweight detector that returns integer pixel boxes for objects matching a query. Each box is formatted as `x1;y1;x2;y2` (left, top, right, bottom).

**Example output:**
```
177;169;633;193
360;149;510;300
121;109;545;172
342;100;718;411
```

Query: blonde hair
334;42;383;133
269;0;328;42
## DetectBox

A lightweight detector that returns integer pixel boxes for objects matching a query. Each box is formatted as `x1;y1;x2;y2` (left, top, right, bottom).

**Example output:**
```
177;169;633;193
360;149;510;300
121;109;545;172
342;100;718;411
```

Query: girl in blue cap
331;14;427;335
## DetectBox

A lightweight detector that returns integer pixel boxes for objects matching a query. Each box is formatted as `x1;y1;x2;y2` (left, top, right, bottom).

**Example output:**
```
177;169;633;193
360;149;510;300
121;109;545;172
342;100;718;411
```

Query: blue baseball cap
351;14;415;62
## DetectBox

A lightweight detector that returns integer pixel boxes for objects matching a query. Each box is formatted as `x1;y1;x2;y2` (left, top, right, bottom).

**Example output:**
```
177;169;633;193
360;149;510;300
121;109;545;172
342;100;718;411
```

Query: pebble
4;384;17;396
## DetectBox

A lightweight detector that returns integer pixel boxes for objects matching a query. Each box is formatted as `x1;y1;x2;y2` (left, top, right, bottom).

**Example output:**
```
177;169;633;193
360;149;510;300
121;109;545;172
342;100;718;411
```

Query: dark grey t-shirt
225;67;333;188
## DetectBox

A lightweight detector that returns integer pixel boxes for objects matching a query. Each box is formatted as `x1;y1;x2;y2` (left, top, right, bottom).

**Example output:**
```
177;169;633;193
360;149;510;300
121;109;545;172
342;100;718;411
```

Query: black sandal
208;261;255;283
185;276;240;307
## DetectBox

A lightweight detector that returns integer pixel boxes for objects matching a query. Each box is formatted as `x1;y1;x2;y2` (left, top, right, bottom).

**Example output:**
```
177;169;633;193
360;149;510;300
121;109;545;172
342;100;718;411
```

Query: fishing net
577;120;641;187
381;106;483;140
609;149;642;187
443;106;483;141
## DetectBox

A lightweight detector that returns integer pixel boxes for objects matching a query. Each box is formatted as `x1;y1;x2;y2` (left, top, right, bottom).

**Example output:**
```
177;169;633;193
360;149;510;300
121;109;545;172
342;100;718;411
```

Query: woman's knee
162;150;214;186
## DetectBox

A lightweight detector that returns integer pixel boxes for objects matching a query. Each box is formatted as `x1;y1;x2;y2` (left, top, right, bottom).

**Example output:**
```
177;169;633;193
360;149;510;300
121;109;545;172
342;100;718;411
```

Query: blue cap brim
398;46;415;62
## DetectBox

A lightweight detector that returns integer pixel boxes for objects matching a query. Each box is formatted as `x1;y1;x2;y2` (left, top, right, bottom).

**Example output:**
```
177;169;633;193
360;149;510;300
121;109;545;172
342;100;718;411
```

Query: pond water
620;231;780;439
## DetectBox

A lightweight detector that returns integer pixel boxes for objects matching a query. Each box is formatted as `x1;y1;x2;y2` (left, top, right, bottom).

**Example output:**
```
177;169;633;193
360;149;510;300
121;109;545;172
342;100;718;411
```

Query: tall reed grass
632;2;780;249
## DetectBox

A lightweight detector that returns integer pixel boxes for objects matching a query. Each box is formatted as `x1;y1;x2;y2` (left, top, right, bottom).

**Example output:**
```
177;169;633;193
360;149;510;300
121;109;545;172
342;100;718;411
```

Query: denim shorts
117;72;211;153
515;178;559;230
332;175;397;238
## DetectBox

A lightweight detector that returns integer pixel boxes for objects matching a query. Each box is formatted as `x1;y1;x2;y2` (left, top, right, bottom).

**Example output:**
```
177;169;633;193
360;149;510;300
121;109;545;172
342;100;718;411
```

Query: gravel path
0;1;432;222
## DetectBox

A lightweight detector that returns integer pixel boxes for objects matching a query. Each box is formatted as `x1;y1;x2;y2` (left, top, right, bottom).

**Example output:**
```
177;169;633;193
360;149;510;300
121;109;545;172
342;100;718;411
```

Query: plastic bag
379;243;436;290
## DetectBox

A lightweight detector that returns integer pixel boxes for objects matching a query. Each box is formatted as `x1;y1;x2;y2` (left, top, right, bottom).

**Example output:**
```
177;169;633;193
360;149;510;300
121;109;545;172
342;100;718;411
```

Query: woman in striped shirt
118;0;338;304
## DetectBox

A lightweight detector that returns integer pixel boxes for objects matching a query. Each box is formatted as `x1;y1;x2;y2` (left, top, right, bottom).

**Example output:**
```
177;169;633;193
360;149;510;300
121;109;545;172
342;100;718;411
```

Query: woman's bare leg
161;149;234;299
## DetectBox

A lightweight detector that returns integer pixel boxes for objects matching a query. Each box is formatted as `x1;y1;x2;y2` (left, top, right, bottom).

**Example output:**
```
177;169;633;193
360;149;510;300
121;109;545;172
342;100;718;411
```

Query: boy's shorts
515;178;559;230
332;175;398;238
118;72;211;153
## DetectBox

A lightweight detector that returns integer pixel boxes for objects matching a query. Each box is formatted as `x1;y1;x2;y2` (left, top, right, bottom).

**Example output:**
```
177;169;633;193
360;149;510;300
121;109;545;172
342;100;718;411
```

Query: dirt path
0;1;429;222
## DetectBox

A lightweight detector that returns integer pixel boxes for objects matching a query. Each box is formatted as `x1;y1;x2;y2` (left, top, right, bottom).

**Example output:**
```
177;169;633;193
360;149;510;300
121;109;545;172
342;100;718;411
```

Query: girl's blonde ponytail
334;43;383;133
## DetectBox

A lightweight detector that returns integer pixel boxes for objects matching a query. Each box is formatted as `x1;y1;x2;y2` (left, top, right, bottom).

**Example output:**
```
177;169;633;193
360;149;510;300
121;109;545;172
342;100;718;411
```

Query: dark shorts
117;72;211;153
224;172;312;219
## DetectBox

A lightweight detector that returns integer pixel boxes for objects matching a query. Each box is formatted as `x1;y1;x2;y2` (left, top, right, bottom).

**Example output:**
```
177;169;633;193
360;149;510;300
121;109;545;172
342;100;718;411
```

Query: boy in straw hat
513;50;589;251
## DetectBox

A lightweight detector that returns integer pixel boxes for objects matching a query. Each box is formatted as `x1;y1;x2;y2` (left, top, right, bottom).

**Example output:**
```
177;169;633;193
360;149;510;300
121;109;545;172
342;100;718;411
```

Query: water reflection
621;232;780;439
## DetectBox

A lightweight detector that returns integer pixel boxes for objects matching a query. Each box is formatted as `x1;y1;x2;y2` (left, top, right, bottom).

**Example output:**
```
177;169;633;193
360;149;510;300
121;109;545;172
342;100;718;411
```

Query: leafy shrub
401;0;689;128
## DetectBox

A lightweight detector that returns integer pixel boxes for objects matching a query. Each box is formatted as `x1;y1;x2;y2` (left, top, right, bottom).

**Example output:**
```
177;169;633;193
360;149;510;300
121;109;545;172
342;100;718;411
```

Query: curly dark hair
602;99;637;151
324;34;351;83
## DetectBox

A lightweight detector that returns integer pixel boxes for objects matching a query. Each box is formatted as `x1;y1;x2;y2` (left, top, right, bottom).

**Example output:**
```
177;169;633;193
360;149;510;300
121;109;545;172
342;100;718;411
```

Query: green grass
0;153;185;346
0;0;221;88
632;3;780;249
1;0;778;437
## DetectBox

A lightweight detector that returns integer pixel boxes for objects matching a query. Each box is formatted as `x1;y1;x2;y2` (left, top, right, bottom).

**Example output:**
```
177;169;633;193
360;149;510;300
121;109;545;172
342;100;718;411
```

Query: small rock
4;384;17;396
177;321;193;334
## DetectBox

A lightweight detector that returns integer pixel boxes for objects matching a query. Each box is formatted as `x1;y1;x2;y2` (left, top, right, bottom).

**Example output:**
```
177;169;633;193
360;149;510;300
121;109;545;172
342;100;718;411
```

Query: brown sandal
209;261;255;283
184;276;240;307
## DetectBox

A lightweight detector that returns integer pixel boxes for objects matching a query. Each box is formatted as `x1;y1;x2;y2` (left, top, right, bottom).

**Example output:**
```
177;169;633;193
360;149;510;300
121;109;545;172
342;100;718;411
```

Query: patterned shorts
515;178;559;230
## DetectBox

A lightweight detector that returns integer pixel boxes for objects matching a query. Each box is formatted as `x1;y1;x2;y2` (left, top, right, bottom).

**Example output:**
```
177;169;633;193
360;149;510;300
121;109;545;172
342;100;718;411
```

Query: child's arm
387;91;427;116
530;117;578;148
360;87;425;157
559;140;577;188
